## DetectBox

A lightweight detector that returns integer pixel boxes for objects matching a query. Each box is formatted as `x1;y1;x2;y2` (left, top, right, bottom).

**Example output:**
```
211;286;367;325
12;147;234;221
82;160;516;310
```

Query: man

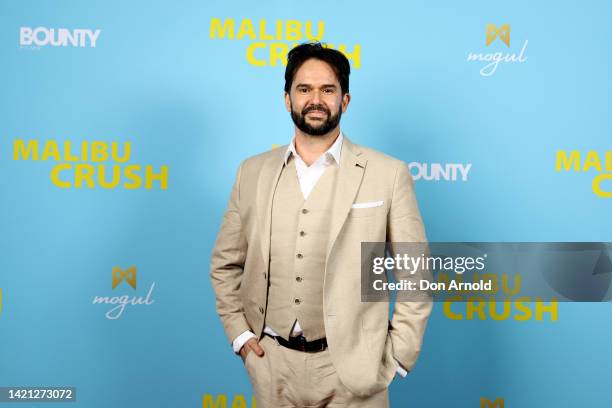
210;42;432;407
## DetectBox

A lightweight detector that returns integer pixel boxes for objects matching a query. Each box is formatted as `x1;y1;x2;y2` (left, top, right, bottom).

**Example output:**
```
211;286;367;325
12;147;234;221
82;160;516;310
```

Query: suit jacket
210;135;432;397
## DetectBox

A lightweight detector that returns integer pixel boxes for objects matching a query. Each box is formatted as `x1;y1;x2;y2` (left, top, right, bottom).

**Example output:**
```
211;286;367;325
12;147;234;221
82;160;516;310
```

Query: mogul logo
19;27;101;49
481;397;504;408
467;23;528;77
92;267;156;320
556;150;612;198
209;18;361;69
486;24;510;47
202;394;256;408
13;139;169;190
112;267;136;289
409;162;472;182
442;273;558;322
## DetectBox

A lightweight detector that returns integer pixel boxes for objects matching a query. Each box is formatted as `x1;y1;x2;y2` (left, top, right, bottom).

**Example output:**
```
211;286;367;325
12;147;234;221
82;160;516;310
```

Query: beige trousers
244;335;389;408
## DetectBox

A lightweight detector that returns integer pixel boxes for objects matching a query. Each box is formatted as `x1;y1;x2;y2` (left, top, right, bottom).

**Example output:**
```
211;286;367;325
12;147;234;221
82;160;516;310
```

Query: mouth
306;110;327;117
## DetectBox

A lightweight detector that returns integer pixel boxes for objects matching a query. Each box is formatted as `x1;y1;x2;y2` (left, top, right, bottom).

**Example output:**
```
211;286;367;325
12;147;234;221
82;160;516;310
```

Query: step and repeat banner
1;1;611;407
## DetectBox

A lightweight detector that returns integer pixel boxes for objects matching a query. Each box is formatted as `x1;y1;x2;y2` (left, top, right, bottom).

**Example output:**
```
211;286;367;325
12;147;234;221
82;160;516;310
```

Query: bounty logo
20;27;101;49
409;162;472;182
467;23;528;77
92;267;155;320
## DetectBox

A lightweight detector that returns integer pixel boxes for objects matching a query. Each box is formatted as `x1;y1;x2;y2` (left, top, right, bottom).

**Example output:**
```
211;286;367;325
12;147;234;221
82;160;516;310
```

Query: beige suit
210;135;432;398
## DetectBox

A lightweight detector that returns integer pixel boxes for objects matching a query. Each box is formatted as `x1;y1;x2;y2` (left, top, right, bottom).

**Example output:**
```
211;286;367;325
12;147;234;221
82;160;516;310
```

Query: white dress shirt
231;131;407;377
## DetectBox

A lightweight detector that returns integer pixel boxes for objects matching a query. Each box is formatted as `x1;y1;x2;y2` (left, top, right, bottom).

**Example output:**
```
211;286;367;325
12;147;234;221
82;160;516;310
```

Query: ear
341;92;351;113
284;92;291;112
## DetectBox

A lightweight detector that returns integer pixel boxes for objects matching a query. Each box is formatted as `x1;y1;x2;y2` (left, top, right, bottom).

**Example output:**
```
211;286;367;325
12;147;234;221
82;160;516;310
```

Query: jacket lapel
256;147;286;270
326;136;367;261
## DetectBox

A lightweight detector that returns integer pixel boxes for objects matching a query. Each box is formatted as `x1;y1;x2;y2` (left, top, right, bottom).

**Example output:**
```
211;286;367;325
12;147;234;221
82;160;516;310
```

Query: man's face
285;58;350;137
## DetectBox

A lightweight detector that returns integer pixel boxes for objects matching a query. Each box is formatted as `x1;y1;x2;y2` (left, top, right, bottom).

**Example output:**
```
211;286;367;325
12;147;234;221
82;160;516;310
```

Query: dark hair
284;42;350;95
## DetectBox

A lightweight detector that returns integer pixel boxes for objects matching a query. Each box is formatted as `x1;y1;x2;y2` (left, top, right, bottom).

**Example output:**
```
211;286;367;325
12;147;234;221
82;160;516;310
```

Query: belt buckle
297;335;307;352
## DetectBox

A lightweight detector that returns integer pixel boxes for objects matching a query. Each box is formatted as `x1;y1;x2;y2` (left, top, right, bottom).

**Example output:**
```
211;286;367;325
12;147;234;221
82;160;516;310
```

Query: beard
290;102;342;136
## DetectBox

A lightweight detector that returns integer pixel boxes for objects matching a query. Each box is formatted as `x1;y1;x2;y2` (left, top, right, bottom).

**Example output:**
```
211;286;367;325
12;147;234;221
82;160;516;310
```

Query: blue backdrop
1;1;611;407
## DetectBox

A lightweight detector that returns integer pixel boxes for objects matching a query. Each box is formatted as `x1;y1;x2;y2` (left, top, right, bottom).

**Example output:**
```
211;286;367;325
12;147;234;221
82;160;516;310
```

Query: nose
310;89;322;104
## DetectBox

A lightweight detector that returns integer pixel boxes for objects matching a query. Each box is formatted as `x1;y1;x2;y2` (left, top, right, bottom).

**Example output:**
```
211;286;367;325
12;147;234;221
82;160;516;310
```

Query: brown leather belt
265;333;328;352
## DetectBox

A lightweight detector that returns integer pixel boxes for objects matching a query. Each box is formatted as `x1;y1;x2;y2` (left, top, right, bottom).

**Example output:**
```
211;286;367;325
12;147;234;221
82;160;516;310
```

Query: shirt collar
284;131;344;166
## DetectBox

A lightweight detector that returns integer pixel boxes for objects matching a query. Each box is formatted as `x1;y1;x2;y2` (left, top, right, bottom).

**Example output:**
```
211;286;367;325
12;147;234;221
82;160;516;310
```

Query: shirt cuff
395;359;409;377
232;330;256;354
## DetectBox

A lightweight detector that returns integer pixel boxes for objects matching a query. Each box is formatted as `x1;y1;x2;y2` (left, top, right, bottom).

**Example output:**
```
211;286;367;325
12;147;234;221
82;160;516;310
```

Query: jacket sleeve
210;161;251;344
386;161;433;372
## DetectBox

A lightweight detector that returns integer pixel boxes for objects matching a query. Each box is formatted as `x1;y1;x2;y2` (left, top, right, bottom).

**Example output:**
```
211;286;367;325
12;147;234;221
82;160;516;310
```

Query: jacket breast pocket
348;205;386;218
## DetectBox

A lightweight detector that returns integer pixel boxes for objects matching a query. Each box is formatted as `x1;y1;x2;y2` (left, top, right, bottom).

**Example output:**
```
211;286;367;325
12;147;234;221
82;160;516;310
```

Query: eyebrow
295;83;338;89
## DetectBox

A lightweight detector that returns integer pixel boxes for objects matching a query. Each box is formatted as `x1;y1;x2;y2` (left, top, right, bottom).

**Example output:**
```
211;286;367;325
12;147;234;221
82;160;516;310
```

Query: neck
294;126;340;166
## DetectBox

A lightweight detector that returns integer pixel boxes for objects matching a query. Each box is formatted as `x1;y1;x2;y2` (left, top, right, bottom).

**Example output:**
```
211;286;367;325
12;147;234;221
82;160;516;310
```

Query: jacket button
296;253;303;259
299;231;306;237
296;276;302;282
259;306;264;314
301;208;308;214
294;298;301;305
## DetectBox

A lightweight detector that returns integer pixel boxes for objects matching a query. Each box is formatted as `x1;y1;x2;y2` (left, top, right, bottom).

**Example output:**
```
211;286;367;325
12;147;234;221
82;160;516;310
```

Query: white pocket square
351;200;384;209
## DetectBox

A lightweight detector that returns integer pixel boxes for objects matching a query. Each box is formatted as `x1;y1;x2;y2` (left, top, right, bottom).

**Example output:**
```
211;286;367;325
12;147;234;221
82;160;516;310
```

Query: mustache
303;104;330;115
